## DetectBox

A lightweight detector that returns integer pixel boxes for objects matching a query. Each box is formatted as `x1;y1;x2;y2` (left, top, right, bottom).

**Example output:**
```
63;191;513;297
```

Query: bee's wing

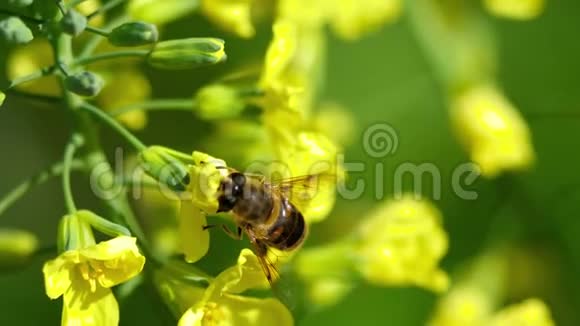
267;173;338;219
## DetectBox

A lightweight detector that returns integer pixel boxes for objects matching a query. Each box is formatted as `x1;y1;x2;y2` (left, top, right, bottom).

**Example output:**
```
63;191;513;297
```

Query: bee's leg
221;224;243;240
202;224;216;231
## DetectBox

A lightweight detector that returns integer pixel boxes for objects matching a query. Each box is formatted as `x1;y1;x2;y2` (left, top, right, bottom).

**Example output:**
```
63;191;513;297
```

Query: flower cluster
295;196;449;307
429;252;555;326
43;211;145;325
157;249;293;326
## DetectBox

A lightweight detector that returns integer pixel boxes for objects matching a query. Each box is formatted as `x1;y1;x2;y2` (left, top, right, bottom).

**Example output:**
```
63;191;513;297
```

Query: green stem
87;0;125;20
123;177;162;189
79;102;147;151
6;66;56;90
111;98;195;117
52;32;153;258
85;25;110;37
0;160;85;217
63;135;84;213
74;50;150;66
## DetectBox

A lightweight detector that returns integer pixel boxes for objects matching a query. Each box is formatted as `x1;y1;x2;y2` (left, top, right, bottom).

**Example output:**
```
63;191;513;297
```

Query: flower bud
194;84;244;119
0;91;5;107
139;146;190;192
108;21;159;47
484;0;545;20
64;71;104;97
60;9;87;37
0;229;38;267
147;38;226;70
0;16;33;45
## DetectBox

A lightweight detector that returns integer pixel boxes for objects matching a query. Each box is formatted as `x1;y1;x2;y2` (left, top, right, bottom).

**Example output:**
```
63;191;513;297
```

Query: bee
211;170;327;285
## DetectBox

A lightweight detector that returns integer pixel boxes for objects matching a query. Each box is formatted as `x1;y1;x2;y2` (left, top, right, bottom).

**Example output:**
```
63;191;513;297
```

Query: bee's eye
230;173;246;187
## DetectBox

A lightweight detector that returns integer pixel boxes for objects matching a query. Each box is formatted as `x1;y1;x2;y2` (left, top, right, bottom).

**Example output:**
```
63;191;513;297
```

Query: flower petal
213;249;269;295
491;299;555;326
43;255;73;299
178;294;293;326
451;84;535;177
201;0;255;38
62;285;118;326
178;201;210;263
78;236;145;288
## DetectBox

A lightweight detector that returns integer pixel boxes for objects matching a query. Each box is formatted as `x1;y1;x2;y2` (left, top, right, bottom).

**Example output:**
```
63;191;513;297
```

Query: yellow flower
178;151;229;263
188;151;229;213
451;84;535;177
0;228;38;266
128;0;199;25
258;19;325;116
329;0;402;40
43;234;145;326
313;102;357;147
430;291;555;326
277;0;401;40
178;201;211;264
491;299;555;326
429;286;493;326
277;0;330;28
295;196;448;307
306;277;353;307
355;196;449;292
68;0;105;26
259;20;298;97
98;68;151;130
7;40;60;96
201;0;255;38
157;249;293;326
484;0;546;20
265;121;344;223
429;251;555;326
258;21;341;222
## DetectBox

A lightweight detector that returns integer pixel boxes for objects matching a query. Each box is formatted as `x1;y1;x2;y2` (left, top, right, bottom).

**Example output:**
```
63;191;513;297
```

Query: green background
1;0;580;325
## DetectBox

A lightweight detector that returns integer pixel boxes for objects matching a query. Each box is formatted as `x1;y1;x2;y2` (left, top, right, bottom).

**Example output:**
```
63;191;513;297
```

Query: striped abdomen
263;198;306;250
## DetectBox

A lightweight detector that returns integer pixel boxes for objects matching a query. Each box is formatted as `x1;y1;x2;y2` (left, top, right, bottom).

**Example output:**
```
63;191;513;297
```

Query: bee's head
217;172;246;212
